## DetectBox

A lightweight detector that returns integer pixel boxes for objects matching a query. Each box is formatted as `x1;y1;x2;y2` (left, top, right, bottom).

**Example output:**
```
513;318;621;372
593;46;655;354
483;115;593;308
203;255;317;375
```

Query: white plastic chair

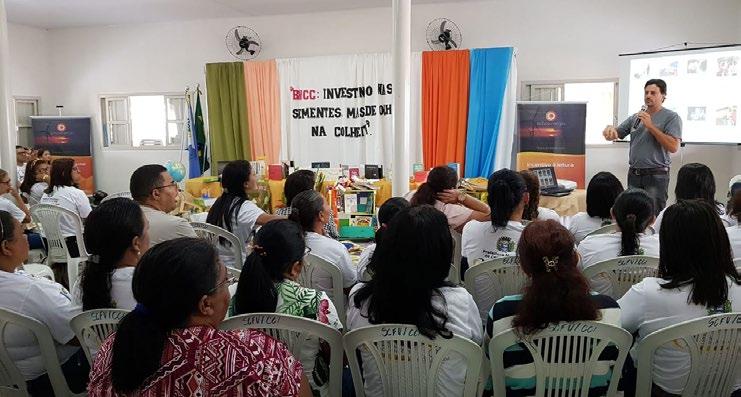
583;223;618;239
300;253;346;326
21;264;55;281
220;313;343;397
581;255;659;299
69;309;130;366
100;191;132;203
0;308;85;397
190;222;244;269
489;321;632;397
343;324;483;397
636;313;741;397
449;230;463;285
30;204;88;286
464;256;526;323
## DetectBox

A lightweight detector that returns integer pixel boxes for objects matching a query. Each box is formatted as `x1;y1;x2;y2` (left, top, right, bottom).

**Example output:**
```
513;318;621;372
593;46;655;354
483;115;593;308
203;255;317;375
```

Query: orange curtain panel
243;60;281;164
422;50;470;172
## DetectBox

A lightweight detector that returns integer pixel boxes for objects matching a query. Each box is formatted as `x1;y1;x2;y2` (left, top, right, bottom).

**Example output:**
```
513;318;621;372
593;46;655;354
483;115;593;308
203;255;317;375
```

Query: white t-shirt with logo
577;232;660;295
567;212;612;244
0;270;81;380
304;231;357;301
71;266;137;310
40;186;92;237
0;196;26;222
16;164;26;184
216;200;265;268
461;220;524;263
618;276;741;394
346;284;483;397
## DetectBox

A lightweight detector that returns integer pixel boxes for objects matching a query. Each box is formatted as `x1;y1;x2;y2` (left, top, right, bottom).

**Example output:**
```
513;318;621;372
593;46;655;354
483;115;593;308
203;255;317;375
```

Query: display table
269;179;392;211
539;189;586;217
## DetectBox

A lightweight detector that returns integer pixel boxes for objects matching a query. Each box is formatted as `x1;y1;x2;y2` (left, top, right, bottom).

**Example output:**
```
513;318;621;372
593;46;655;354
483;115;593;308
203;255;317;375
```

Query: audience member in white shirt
462;169;527;267
619;200;741;396
356;197;410;281
723;175;741;229
206;160;283;268
519;170;561;224
19;159;50;204
71;198;150;312
653;163;729;234
410;165;490;233
15;145;30;184
0;168;31;223
289;189;357;299
130;164;196;247
578;188;659;295
40;158;92;239
726;186;741;258
567;172;624;243
347;205;482;397
0;210;88;395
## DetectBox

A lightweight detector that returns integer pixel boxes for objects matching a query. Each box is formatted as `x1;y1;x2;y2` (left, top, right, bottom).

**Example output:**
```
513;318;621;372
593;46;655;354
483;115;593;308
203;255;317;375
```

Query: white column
0;0;15;178
391;0;411;196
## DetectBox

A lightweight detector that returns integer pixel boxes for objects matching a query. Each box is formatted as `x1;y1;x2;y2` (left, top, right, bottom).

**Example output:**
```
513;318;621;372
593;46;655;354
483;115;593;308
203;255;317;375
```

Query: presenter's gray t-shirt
617;107;682;169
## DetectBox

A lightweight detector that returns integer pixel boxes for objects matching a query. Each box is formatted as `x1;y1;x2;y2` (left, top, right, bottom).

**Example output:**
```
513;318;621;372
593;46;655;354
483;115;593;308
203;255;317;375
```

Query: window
100;94;187;149
14;97;40;148
522;80;618;145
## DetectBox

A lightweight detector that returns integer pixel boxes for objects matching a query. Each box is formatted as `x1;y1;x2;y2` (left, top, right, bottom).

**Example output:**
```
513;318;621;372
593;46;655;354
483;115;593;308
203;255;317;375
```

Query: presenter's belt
629;167;669;176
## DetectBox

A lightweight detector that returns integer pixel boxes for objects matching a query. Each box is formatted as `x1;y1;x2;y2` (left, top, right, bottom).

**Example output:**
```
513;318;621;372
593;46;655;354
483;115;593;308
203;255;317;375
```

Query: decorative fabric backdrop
278;53;394;168
244;60;281;164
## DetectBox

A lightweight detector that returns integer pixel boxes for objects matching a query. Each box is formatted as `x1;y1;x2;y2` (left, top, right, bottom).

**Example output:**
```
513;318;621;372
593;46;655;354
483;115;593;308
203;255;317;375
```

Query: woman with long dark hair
462;169;528;265
206;160;282;267
19;159;50;203
519;170;561;222
568;172;624;243
356;197;410;279
348;205;482;396
409;165;490;232
232;219;342;394
72;198;149;311
87;238;311;396
289;190;357;296
486;220;620;396
578;188;659;294
653;163;727;234
619;200;741;396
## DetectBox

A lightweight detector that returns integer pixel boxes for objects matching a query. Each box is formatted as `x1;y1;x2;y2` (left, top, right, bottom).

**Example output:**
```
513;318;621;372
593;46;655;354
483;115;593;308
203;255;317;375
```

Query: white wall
7;0;741;195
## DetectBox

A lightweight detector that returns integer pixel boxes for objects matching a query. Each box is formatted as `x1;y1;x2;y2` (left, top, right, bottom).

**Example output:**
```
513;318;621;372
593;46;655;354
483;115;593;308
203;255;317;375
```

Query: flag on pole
186;90;201;178
193;88;210;174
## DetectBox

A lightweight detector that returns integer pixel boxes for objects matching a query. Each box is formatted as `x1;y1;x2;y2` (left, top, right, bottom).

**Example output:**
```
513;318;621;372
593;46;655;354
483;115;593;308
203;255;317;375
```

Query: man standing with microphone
603;79;682;214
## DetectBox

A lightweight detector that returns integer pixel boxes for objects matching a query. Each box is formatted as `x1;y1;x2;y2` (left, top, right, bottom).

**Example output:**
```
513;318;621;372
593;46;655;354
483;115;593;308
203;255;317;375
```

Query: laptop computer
529;166;573;197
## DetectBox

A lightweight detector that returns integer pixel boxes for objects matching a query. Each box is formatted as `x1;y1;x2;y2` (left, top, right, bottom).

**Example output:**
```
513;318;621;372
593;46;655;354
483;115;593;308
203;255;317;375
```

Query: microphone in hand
632;105;648;130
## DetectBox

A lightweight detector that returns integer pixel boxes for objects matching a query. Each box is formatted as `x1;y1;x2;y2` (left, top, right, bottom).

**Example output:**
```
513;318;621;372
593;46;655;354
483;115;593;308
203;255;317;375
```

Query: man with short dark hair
603;78;682;214
15;146;30;184
130;164;196;246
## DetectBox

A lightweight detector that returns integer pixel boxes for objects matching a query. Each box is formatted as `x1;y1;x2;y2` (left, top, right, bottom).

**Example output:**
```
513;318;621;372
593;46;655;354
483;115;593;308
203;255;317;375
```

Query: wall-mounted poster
30;116;95;194
516;102;586;188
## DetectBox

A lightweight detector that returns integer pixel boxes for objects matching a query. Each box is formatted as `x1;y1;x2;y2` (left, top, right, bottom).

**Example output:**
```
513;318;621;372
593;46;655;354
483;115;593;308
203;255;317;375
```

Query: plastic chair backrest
300;253;345;326
69;309;130;367
636;313;741;397
30;204;88;285
489;321;632;397
464;256;525;323
220;313;343;397
449;230;462;285
583;223;618;239
21;264;55;281
343;324;483;397
0;308;85;397
581;255;659;299
100;191;132;203
190;222;244;269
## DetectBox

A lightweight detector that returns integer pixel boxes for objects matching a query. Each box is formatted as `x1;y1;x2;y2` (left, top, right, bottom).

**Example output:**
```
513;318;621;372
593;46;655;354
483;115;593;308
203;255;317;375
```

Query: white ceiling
5;0;480;29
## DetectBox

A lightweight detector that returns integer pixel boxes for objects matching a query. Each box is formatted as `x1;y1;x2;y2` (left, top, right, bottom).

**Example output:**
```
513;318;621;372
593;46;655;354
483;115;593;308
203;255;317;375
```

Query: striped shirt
486;293;621;397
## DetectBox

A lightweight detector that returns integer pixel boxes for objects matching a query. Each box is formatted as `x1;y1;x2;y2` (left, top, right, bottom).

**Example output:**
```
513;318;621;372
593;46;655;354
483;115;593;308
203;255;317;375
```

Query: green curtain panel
205;62;251;174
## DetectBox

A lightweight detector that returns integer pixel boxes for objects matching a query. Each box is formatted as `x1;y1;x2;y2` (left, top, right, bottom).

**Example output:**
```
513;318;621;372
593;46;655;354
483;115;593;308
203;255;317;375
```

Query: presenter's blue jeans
628;173;669;215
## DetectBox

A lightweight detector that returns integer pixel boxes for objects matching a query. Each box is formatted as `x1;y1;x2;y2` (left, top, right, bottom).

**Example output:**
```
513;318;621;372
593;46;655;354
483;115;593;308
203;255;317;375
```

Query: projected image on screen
626;48;741;144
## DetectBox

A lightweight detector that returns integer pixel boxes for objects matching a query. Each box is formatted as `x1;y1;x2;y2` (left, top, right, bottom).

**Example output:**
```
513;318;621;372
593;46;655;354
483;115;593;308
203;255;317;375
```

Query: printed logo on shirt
496;236;516;253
